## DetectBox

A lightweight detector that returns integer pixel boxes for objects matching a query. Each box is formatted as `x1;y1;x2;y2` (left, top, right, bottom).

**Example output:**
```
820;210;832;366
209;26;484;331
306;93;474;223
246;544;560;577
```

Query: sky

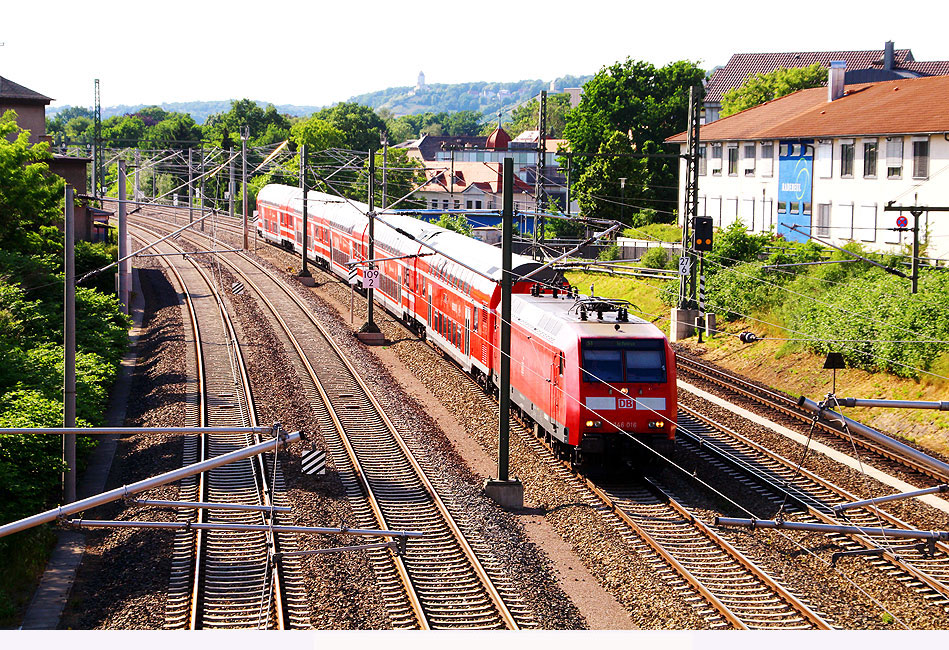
3;0;947;110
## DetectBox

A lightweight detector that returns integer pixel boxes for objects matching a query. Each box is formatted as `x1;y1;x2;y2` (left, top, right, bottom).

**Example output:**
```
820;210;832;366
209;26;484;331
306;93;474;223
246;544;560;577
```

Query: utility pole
381;132;389;209
883;199;949;293
535;90;547;259
227;135;235;219
93;79;102;199
299;143;313;285
357;150;383;344
199;145;205;231
118;160;129;314
242;127;249;250
484;157;523;509
134;149;141;203
672;85;703;342
63;186;76;504
188;147;194;224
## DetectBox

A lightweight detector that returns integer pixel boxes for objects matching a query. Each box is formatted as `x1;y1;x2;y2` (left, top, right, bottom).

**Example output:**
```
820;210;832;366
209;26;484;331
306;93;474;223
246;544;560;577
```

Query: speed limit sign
363;268;380;289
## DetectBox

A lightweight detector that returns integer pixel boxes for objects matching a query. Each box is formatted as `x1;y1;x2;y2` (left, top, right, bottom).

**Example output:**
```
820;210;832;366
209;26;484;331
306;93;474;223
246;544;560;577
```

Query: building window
711;143;723;176
840;143;854;178
466;200;472;209
453;200;460;209
817;204;831;237
431;199;438;209
817;140;833;178
913;140;930;179
727;146;738;176
886;137;903;179
777;201;787;214
442;200;449;209
863;141;878;178
857;204;877;242
743;143;755;176
698;145;707;176
760;141;774;177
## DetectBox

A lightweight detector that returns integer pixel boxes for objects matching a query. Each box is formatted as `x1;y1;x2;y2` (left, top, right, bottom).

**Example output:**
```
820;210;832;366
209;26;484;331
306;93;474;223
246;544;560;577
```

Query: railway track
125;222;308;629
131;204;839;629
675;353;949;483
675;405;949;613
129;209;531;629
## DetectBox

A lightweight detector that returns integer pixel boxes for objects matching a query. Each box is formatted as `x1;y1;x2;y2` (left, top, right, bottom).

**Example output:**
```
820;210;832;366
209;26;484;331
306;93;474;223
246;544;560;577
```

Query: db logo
617;397;635;409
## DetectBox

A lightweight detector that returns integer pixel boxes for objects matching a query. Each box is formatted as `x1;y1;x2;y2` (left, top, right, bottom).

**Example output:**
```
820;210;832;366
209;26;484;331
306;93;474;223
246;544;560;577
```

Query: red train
256;184;677;466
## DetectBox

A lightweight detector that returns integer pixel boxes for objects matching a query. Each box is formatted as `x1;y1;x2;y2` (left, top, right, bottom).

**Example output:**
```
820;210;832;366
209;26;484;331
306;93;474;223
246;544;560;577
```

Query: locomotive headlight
620;388;628;394
585;420;602;428
647;421;665;429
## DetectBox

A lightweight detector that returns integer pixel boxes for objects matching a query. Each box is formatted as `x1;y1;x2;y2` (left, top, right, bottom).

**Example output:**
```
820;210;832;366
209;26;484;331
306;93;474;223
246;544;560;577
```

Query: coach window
558;352;565;376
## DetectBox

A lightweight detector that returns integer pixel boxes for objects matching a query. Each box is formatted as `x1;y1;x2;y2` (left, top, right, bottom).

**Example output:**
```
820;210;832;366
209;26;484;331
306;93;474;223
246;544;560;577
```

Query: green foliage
705;220;771;270
309;102;386;152
787;269;949;378
563;58;705;221
0;111;65;253
639;246;670;269
350;75;592;119
598;243;620;261
505;93;572;138
573;131;648;223
721;63;827;117
434;212;472;236
624;222;682;242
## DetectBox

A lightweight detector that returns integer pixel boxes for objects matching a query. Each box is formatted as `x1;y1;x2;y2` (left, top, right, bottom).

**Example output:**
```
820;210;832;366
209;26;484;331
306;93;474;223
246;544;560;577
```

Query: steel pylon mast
94;79;103;199
678;85;703;309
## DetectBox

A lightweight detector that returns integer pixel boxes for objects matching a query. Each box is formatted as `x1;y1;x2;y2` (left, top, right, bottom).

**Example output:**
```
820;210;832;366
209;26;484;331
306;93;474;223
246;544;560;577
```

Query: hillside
47;74;593;125
47;100;322;125
348;75;593;117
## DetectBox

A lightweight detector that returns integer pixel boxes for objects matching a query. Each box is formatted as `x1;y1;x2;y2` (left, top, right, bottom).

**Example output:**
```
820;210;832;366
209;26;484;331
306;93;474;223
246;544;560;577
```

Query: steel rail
676;405;949;605
142;209;524;629
675;354;949;482
131;224;293;628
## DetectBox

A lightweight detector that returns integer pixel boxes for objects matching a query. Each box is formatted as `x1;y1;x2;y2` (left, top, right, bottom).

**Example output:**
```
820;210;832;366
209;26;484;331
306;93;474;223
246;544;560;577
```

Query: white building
668;70;949;260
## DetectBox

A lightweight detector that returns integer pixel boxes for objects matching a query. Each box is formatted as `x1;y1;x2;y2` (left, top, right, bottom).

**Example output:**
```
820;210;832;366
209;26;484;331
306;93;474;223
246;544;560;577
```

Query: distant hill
348;75;593;117
47;74;594;124
47;100;322;125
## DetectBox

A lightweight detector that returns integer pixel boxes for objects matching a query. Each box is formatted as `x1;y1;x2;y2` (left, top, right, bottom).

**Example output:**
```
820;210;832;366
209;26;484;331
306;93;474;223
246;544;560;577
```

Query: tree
0;111;64;253
720;63;827;117
562;58;705;223
506;92;572;138
572;131;648;224
311;102;386;152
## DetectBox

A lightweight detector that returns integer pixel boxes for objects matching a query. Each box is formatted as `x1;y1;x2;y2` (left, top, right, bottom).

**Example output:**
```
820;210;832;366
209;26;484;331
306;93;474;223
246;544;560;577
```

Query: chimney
828;61;846;101
884;40;895;70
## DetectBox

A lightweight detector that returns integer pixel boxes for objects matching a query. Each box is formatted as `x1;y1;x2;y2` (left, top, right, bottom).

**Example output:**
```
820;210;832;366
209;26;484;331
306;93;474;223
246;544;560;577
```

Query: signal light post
484;157;523;510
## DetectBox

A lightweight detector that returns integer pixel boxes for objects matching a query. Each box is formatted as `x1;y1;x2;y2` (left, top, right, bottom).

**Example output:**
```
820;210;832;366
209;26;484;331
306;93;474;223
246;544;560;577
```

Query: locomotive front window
582;339;667;384
625;350;665;383
581;349;624;383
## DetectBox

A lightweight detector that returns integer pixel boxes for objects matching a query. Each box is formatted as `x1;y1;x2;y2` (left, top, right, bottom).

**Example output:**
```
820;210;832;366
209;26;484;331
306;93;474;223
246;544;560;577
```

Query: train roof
257;184;557;295
512;292;664;346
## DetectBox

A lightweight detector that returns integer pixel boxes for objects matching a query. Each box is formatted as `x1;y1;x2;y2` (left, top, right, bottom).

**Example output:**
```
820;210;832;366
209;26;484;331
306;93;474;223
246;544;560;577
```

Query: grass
564;270;667;324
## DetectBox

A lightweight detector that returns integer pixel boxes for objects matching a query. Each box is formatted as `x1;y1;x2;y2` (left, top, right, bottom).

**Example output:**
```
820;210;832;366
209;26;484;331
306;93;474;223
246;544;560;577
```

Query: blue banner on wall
777;140;813;242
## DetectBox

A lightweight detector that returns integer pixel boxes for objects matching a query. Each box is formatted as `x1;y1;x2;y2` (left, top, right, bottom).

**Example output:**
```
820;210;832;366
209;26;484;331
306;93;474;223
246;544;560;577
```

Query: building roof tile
0;76;53;103
703;47;949;103
669;75;949;143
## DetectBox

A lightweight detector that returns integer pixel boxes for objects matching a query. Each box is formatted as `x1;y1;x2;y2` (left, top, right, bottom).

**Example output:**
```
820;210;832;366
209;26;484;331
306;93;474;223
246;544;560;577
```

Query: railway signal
693;216;713;251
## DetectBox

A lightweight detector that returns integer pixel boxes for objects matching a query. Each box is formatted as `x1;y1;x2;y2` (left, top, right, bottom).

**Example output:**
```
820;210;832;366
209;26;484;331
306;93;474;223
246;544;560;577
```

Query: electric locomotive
255;184;677;467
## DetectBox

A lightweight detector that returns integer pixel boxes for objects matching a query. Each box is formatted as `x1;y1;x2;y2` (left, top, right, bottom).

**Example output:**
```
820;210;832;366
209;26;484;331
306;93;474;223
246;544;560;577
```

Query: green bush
639;246;669;269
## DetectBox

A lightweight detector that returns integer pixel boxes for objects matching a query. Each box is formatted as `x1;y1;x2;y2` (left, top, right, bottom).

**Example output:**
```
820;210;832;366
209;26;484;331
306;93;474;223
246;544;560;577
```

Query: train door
464;308;470;356
551;352;564;422
428;285;433;329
